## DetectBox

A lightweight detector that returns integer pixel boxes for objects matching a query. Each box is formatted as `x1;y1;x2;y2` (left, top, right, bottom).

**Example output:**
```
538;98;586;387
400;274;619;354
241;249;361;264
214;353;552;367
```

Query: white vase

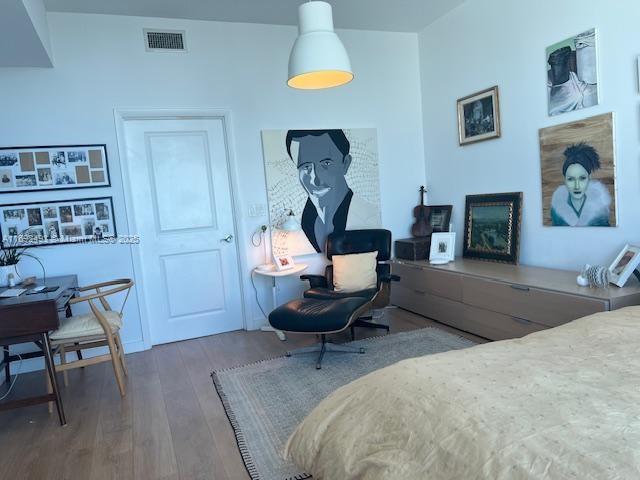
0;264;19;287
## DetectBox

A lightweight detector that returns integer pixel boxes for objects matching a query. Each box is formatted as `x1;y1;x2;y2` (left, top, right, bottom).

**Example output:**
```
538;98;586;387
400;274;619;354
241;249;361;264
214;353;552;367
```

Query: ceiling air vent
144;29;186;52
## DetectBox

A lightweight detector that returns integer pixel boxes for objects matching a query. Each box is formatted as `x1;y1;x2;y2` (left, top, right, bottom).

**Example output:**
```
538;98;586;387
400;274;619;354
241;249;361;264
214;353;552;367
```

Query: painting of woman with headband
539;113;616;227
546;28;599;116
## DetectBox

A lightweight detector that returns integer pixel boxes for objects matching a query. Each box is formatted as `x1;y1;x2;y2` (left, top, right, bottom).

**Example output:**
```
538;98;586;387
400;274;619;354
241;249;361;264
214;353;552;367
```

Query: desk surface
0;275;78;308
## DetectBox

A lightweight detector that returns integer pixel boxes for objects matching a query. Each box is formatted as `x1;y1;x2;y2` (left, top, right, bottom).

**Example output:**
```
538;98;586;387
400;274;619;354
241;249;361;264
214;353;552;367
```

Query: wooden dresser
391;258;640;341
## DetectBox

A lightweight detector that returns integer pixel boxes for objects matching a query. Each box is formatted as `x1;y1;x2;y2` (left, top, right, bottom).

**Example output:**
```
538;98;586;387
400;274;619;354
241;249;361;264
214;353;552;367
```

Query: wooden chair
47;279;134;399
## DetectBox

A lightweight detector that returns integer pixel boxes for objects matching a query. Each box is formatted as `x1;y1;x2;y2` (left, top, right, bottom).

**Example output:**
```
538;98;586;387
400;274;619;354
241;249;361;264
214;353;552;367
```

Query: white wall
0;12;425;367
419;0;640;270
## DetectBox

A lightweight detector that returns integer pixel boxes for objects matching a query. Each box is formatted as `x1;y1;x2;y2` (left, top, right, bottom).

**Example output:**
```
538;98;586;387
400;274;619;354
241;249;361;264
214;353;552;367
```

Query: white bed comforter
285;307;640;479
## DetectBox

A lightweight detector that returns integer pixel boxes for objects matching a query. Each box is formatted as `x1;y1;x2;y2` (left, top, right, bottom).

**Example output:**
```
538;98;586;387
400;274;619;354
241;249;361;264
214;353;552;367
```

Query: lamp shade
280;210;301;231
287;1;353;89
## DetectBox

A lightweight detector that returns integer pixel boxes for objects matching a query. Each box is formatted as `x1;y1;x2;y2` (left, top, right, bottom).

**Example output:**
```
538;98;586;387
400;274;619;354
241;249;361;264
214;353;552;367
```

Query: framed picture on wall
546;28;599;116
0;144;110;193
0;197;116;247
457;86;501;145
539;113;616;227
463;192;522;264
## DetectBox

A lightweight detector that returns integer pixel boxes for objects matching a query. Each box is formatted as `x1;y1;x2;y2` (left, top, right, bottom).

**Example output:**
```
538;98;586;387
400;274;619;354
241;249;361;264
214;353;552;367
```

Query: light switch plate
248;203;267;218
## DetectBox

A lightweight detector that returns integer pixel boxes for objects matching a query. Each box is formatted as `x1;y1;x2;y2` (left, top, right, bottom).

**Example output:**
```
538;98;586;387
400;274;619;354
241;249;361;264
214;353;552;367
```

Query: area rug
211;328;476;480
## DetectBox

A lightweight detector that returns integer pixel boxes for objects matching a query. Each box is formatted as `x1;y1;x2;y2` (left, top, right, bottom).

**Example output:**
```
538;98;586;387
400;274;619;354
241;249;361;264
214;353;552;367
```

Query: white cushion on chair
332;251;378;293
50;310;123;341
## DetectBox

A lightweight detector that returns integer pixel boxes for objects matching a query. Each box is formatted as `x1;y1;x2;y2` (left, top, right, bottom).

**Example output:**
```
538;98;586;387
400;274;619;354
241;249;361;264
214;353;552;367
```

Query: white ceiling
42;0;465;33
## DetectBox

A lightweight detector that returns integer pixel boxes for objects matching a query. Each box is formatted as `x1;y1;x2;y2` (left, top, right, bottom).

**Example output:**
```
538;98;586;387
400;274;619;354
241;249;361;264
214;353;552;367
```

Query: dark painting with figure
457;86;500;145
463;97;494;138
262;129;381;255
539;113;616;227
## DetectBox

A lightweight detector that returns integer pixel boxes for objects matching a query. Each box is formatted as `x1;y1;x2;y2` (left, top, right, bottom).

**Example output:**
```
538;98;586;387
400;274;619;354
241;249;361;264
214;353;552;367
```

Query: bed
285;307;640;479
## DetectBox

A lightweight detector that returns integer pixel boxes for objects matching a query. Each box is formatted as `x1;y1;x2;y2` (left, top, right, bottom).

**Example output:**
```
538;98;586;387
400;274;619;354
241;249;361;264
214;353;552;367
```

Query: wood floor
0;308;484;480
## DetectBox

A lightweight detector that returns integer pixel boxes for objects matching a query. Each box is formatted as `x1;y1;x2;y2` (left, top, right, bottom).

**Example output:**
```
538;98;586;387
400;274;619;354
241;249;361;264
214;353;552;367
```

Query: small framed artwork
547;28;598;116
457;86;501;145
429;232;456;265
463;192;522;264
428;205;453;232
608;244;640;287
274;254;295;271
0;197;116;247
0;144;110;193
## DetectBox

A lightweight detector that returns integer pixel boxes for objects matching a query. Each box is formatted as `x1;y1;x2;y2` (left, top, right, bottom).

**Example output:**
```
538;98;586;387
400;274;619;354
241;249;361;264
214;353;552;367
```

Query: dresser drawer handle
510;284;530;292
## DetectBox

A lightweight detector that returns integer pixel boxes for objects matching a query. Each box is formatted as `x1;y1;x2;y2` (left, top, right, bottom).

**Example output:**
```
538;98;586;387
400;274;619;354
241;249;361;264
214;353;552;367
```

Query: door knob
221;234;234;243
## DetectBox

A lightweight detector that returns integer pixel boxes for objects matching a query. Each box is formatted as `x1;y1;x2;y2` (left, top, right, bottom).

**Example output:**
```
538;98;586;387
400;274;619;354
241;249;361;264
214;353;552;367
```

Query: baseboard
0;338;148;381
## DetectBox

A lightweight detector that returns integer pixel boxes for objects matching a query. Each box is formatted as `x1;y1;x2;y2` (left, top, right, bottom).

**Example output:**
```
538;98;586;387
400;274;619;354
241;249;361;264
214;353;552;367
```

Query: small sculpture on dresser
577;264;609;288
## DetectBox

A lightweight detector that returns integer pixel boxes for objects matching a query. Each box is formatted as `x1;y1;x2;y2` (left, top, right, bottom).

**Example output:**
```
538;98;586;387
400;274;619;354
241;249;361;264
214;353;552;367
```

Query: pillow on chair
332;251;378;292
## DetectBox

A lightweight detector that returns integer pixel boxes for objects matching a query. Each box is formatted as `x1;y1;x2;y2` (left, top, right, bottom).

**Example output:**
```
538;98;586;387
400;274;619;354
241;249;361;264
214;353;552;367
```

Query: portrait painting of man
262;128;381;256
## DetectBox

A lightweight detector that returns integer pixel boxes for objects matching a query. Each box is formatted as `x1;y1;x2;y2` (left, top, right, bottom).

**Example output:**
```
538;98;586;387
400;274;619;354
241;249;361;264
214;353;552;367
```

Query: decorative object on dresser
390;258;640;341
429;232;455;265
463;192;522;264
0;144;109;193
608;244;640;287
0;197;116;247
411;186;432;238
577;264;610;288
394;237;431;261
457;86;501;145
539;112;616;227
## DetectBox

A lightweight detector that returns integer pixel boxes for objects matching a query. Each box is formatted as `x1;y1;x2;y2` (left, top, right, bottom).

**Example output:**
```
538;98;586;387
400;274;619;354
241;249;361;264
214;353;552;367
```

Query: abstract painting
539;113;616;227
547;28;599;116
262;128;381;256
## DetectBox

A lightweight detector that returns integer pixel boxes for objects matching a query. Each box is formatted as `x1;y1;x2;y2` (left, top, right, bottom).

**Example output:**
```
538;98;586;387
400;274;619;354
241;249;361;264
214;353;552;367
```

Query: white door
120;116;243;345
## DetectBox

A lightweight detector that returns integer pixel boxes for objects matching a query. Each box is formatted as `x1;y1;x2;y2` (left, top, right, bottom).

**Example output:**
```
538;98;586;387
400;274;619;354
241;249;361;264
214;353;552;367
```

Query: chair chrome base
286;334;365;369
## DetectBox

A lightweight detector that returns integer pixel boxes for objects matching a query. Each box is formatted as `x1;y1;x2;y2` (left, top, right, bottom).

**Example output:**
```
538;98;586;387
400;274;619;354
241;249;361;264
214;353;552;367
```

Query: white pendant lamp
288;1;353;90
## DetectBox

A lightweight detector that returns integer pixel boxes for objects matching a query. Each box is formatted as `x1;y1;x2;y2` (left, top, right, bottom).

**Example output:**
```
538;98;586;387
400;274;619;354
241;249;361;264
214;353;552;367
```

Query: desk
0;274;77;426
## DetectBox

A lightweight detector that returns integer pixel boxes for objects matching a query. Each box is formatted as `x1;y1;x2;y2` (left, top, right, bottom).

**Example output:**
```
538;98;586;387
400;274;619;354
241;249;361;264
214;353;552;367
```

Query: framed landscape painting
457;86;501;145
463;192;522;264
0;144;110;193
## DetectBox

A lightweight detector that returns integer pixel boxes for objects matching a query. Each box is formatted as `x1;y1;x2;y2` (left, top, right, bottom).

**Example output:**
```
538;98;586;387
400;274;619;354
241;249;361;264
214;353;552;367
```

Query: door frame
114;108;248;349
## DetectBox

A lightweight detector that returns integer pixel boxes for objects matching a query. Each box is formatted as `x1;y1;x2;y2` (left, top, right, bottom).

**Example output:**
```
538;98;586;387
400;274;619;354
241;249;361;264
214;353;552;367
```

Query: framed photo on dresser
0;144;110;193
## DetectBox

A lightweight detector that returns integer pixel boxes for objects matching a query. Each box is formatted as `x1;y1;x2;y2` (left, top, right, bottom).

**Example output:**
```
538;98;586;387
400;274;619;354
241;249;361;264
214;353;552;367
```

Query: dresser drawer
392;284;464;325
462;305;548;341
462;276;608;327
393;263;462;302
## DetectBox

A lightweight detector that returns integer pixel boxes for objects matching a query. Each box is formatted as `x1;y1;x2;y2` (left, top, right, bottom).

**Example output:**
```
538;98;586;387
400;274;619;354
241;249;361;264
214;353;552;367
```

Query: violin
411;186;433;238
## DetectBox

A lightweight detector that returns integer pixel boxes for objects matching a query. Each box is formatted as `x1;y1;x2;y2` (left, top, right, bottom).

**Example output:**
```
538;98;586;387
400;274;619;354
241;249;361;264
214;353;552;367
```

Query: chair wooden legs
106;335;126;397
114;333;128;377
